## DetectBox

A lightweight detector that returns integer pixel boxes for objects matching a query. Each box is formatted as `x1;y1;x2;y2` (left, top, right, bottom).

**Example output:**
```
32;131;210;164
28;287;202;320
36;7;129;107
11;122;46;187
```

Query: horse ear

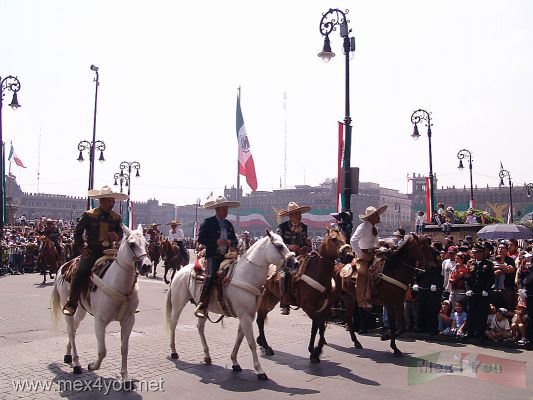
122;224;131;236
266;229;273;239
136;223;143;233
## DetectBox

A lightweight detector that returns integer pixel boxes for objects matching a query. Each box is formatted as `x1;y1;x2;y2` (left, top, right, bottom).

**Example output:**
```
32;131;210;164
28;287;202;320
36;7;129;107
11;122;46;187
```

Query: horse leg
388;308;402;357
168;289;188;360
170;266;177;283
309;319;320;362
346;296;362;349
64;308;86;365
240;313;268;380
164;266;170;285
230;323;245;372
119;314;135;382
197;316;212;364
256;308;274;356
88;318;107;371
41;263;46;284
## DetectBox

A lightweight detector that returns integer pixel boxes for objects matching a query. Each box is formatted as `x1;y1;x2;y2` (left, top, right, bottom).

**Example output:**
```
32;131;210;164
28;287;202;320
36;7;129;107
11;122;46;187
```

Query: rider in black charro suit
194;196;240;318
276;202;312;315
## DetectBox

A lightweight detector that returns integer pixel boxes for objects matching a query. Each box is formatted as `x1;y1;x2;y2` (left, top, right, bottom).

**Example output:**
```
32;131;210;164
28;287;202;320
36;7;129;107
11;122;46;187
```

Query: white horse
165;230;296;380
51;225;151;381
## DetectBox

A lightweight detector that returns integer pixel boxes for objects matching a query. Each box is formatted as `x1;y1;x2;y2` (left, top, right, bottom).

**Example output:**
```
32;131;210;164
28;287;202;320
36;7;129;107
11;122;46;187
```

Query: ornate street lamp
77;139;106;209
0;75;22;238
457;149;474;208
499;169;513;223
113;171;130;216
411;109;435;222
119;161;141;199
318;8;356;239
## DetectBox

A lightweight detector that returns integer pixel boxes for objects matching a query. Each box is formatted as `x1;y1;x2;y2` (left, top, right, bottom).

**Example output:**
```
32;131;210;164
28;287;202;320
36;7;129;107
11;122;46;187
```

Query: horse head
400;234;437;271
320;227;348;260
120;225;152;276
263;229;297;269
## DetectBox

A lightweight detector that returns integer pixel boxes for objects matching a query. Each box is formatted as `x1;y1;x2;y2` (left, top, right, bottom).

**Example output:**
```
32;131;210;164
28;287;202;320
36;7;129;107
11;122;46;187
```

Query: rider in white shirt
167;220;188;262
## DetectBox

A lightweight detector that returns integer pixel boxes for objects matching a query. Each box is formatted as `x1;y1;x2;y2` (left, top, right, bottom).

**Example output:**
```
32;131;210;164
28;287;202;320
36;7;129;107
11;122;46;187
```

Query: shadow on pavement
47;362;143;399
169;357;320;395
261;349;380;386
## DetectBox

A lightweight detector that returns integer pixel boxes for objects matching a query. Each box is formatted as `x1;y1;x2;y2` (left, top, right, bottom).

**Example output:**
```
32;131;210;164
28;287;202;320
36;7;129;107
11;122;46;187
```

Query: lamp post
457;149;474;209
119;161;141;199
527;183;533;223
411;109;435;222
113;172;130;217
499;169;513;223
0;75;21;239
77;139;106;209
394;203;401;229
318;8;356;238
194;198;201;239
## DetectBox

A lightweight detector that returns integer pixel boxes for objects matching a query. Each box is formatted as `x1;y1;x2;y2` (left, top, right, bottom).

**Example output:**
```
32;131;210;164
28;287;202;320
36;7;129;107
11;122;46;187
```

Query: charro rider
276;201;312;315
62;185;127;316
166;220;188;262
350;205;388;310
146;223;161;242
42;218;62;259
194;196;240;318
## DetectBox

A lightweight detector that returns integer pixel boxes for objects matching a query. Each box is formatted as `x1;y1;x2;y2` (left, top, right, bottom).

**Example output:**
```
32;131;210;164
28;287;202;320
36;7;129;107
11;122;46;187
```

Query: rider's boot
62;283;82;316
194;280;212;318
280;271;290;315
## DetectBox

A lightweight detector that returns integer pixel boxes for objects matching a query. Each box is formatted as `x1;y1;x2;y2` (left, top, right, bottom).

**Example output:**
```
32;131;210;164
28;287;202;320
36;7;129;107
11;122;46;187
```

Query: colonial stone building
408;173;533;222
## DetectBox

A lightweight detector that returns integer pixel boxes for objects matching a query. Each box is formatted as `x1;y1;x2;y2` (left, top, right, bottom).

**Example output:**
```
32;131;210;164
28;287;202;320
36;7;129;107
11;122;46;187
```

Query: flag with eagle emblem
236;88;258;191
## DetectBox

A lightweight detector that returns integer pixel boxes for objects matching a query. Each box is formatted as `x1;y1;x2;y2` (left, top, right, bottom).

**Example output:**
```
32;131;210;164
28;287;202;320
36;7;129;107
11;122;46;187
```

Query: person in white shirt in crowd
465;209;477;224
441;246;457;300
350;205;388;310
167;220;189;262
393;228;406;248
415;211;426;233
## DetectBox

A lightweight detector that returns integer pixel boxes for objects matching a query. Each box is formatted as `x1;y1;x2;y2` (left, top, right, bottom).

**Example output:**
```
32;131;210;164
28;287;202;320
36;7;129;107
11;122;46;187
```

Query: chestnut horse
148;241;161;278
332;234;437;356
160;239;188;284
37;237;64;284
256;228;353;362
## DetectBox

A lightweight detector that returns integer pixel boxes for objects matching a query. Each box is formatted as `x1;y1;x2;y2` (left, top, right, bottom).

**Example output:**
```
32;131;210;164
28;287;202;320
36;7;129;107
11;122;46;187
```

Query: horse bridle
115;233;149;274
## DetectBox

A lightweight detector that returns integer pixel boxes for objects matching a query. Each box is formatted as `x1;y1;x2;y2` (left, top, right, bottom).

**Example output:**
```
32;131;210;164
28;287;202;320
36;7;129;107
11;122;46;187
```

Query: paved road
0;268;532;400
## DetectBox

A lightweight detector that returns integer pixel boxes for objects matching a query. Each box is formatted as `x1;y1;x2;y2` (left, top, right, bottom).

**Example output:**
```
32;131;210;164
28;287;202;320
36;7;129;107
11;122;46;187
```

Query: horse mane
243;235;269;260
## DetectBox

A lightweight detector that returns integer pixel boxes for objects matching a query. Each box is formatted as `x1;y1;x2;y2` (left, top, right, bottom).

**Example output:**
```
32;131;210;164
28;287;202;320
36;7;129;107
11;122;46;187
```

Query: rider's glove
430;285;437;292
466;290;473;297
412;284;419;292
482;290;489;297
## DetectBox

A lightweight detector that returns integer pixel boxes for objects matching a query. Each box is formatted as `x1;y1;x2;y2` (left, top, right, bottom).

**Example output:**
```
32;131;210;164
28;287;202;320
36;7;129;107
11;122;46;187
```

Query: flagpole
236;86;242;231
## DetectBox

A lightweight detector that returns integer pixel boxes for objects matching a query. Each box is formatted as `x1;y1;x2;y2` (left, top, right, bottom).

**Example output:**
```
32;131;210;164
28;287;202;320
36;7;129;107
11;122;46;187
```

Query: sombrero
88;185;128;201
167;220;182;225
203;196;240;209
149;223;161;227
359;205;387;221
279;202;311;217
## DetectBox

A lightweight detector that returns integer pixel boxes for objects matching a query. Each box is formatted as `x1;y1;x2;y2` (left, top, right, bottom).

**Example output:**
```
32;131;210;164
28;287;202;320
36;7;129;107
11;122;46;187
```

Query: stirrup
194;303;206;318
62;302;77;316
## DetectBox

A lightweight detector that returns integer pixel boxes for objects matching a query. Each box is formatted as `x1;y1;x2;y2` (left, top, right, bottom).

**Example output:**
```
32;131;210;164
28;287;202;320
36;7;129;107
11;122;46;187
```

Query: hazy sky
1;0;532;206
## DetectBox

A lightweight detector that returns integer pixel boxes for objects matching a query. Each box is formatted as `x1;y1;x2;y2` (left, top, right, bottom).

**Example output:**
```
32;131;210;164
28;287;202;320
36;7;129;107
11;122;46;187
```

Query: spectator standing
449;252;468;308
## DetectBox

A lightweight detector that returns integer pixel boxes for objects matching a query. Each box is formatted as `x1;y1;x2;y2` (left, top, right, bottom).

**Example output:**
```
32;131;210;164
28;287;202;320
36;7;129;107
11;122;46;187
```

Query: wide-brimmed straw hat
204;196;241;209
167;220;182;225
88;185;128;201
359;205;388;221
279;202;311;217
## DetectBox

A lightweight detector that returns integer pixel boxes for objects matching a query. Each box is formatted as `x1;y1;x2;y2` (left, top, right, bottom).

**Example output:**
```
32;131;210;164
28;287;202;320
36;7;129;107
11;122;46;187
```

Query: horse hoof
87;363;94;371
73;365;82;374
354;342;363;349
265;348;274;356
393;350;403;358
310;355;320;363
204;356;211;365
171;353;179;360
232;365;242;373
257;373;269;381
64;355;72;364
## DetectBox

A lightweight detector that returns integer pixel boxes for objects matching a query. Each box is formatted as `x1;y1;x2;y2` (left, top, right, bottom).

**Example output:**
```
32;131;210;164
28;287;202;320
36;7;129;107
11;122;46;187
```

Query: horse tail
164;284;172;334
50;279;62;330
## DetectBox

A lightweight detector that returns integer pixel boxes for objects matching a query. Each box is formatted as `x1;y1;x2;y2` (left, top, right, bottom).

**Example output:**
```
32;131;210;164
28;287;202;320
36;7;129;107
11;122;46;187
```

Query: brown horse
37;237;64;284
256;227;353;362
148;240;161;278
160;239;188;284
332;234;437;356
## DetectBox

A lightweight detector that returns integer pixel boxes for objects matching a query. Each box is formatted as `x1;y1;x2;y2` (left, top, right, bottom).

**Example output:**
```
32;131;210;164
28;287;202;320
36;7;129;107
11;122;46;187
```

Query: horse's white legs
88;318;107;372
167;289;189;359
64;308;86;365
120;314;135;381
230;324;245;372
197;317;211;364
240;314;267;380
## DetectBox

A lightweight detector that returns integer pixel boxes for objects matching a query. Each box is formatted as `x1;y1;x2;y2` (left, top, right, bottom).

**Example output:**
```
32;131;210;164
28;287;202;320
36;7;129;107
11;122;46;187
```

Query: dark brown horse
37;237;64;284
148;240;161;278
160;238;188;284
256;227;353;362
332;234;437;356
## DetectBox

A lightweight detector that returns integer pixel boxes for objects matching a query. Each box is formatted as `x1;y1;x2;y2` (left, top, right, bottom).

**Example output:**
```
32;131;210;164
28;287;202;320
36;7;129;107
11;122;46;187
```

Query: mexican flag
236;88;258;191
8;142;26;168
